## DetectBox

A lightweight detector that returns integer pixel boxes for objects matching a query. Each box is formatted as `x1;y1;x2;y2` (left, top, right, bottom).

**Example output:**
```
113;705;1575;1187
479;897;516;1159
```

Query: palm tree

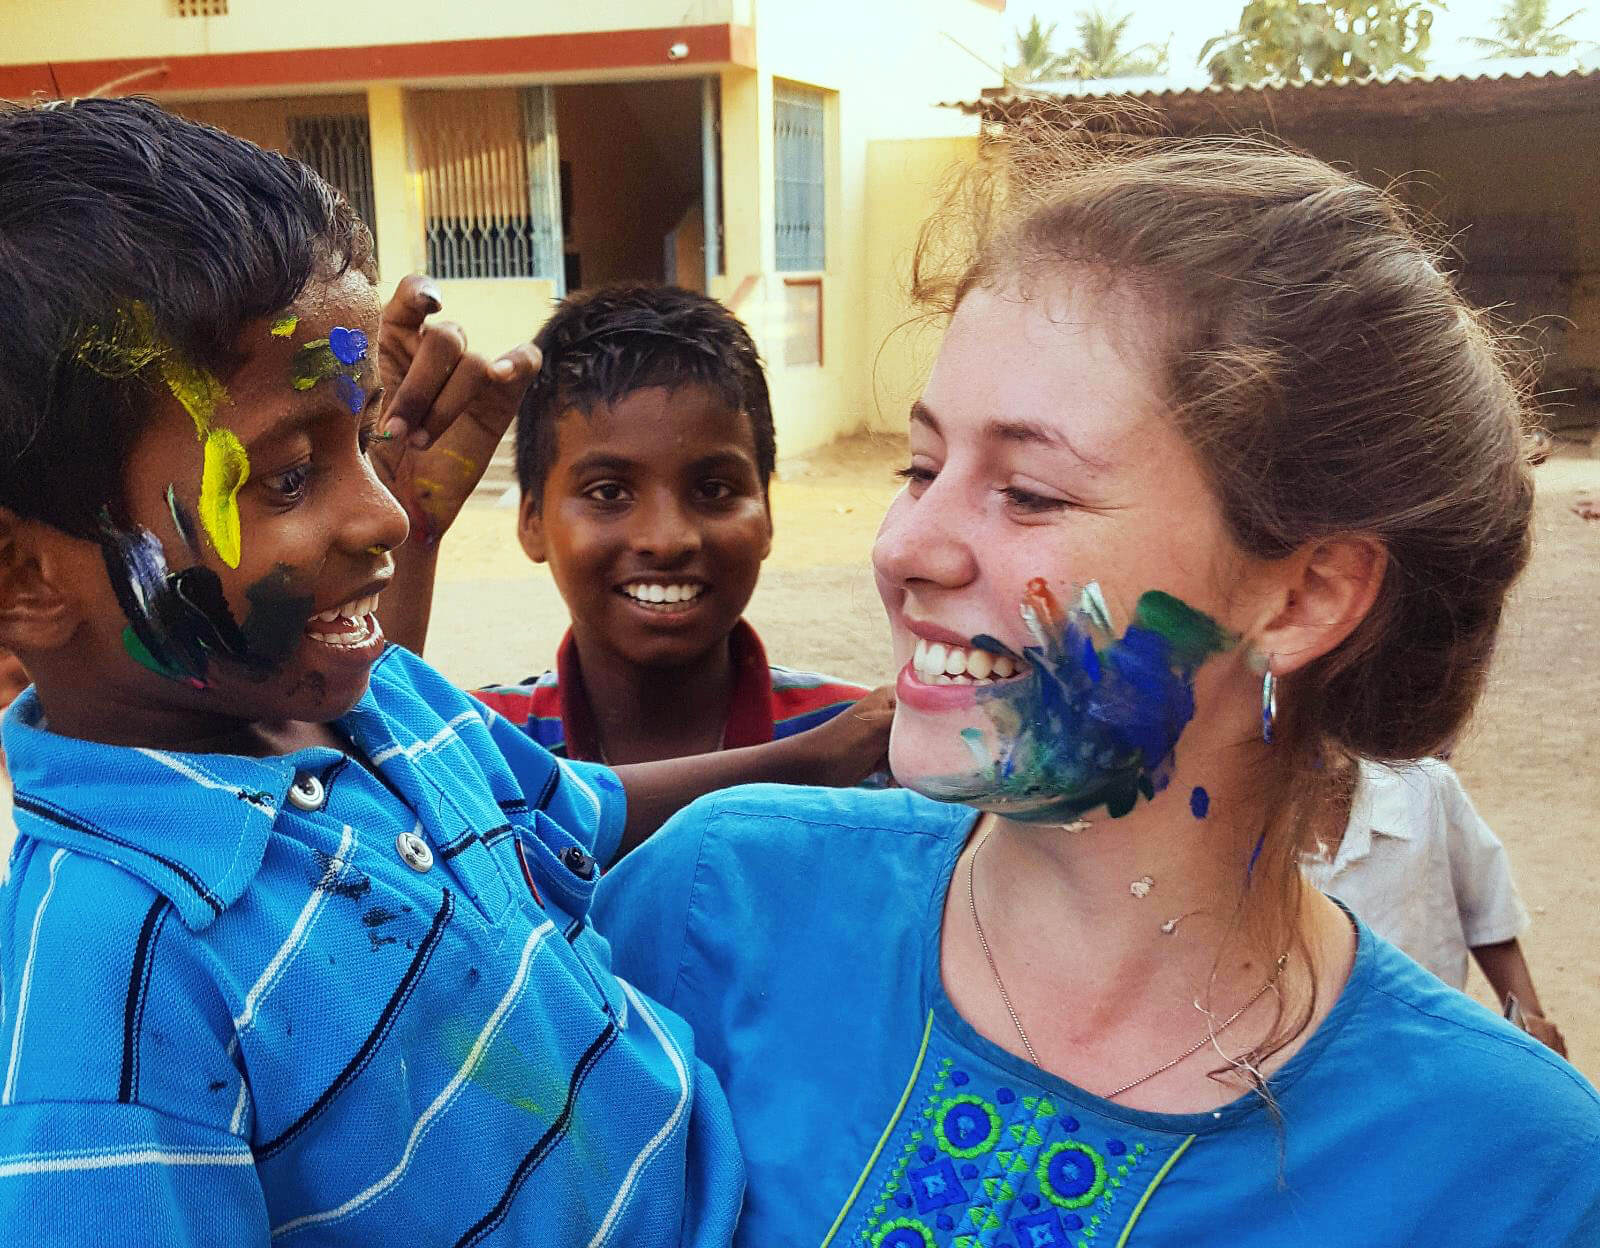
1066;6;1171;77
1006;16;1074;84
1465;0;1588;57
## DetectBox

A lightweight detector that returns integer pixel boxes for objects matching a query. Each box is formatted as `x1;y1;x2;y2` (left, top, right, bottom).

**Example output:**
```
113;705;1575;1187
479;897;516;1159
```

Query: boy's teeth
313;593;380;625
911;638;1020;684
622;582;704;605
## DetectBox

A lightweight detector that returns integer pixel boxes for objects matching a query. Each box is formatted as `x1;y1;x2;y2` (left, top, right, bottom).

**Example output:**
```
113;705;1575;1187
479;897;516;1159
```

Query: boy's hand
373;275;541;546
788;685;897;788
1523;1013;1569;1058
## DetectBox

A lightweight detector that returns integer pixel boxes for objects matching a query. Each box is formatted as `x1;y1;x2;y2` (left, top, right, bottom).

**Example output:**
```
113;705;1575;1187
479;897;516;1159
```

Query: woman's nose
872;479;978;591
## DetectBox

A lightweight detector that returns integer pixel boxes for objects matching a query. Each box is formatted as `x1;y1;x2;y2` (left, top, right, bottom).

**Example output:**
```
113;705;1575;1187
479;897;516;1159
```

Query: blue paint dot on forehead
328;326;368;366
1190;786;1210;819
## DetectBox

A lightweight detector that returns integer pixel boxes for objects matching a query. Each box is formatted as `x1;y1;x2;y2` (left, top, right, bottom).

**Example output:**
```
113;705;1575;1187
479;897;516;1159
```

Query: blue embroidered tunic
592;784;1600;1248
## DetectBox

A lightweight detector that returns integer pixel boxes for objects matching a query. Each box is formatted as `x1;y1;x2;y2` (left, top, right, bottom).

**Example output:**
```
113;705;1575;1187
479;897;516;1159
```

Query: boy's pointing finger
381;273;443;335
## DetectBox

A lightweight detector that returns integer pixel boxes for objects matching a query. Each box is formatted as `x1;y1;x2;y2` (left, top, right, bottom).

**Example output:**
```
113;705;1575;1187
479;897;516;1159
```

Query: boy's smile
32;271;410;750
521;383;772;674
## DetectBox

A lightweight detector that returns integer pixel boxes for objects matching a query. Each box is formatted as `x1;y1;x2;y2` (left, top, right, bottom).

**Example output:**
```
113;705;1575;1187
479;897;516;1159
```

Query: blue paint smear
919;581;1235;824
328;325;369;366
1190;786;1210;819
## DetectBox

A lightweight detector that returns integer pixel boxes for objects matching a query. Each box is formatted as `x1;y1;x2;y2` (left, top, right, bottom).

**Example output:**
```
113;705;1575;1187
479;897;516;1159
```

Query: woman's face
873;278;1255;822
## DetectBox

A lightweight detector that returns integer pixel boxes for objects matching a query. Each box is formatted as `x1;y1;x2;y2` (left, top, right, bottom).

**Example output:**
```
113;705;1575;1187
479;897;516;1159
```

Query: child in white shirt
1305;756;1567;1055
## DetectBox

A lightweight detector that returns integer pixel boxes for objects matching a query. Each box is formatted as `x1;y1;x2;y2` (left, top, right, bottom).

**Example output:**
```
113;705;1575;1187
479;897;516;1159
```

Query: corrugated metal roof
944;59;1600;129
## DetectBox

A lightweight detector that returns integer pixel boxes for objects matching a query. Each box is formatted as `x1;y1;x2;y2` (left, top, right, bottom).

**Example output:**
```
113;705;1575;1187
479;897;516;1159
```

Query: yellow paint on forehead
158;354;230;440
198;429;250;569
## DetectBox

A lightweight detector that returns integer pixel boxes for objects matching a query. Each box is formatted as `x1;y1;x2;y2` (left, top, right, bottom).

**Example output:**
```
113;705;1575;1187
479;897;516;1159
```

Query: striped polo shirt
0;645;742;1246
474;620;868;761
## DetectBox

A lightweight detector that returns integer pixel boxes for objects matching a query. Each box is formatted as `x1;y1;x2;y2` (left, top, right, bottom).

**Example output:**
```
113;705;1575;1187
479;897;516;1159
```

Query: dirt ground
424;430;1600;1082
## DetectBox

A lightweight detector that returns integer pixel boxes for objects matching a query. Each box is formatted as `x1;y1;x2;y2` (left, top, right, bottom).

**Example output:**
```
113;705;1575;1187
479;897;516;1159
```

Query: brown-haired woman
594;134;1600;1246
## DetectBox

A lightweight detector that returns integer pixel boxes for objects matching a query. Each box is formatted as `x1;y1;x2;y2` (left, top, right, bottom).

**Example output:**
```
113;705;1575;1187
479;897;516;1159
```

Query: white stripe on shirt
269;918;557;1239
587;982;692;1248
368;710;479;767
135;749;278;812
3;847;67;1106
0;1145;254;1180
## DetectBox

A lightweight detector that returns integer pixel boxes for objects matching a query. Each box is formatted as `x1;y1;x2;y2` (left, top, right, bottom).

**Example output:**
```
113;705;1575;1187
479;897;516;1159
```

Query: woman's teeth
305;592;381;646
912;638;1020;685
620;582;705;611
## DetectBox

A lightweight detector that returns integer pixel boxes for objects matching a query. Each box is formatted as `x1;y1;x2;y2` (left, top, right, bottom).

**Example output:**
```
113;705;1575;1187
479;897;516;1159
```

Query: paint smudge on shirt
924;578;1236;825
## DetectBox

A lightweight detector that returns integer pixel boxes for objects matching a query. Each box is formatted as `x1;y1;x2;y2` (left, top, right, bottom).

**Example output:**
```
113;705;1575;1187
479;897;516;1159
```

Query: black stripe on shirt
14;792;225;917
454;1019;621;1248
118;898;169;1104
255;888;454;1161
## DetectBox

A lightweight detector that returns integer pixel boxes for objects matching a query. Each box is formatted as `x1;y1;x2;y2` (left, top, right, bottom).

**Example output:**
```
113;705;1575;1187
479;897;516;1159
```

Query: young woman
594;134;1600;1246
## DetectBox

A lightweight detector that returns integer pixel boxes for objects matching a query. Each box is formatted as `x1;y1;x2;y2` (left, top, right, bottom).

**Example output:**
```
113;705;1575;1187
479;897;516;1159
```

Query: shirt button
395;830;434;873
287;774;326;811
559;846;596;881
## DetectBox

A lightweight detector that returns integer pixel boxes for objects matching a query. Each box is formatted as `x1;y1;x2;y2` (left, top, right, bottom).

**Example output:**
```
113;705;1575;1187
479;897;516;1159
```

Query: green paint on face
199;428;250;569
122;624;186;682
270;314;299;338
290;338;342;391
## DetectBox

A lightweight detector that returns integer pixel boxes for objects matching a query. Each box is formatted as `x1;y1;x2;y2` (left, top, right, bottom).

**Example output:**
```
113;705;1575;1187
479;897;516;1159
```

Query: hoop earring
1261;662;1278;745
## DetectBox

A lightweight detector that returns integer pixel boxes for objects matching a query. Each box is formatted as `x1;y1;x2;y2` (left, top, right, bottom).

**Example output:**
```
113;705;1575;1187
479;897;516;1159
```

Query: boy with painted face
377;284;893;771
0;97;791;1245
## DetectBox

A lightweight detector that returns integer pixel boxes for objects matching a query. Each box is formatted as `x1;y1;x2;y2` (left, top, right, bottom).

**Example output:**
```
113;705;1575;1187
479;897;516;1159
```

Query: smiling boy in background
380;284;891;770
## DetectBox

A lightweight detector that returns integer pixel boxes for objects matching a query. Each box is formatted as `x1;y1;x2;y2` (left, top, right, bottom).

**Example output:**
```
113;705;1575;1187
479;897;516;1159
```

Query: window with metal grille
288;115;376;237
173;0;228;15
409;87;563;283
774;83;826;272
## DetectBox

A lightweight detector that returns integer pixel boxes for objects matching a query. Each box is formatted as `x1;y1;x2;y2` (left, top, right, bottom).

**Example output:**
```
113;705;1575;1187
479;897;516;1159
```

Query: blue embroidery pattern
852;1056;1169;1248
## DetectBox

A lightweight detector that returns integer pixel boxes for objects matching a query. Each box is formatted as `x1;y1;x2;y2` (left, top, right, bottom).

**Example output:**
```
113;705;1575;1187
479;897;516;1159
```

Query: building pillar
366;85;420;282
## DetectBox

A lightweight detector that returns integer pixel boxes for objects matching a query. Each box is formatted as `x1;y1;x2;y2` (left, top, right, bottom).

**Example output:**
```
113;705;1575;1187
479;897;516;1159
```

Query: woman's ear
516;492;548;564
0;510;85;653
1252;535;1387;676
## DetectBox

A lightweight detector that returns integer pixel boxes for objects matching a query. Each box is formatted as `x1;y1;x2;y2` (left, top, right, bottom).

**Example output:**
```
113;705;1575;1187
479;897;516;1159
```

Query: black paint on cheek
240;565;316;668
98;518;194;681
165;566;253;673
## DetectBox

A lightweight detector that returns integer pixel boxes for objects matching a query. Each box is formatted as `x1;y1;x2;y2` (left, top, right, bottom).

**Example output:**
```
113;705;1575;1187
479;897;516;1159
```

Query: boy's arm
371;276;540;654
611;685;894;859
1472;938;1568;1057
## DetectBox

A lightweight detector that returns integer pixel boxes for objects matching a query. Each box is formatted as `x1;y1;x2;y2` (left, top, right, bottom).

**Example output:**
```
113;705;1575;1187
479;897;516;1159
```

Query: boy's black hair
0;97;373;539
515;285;777;504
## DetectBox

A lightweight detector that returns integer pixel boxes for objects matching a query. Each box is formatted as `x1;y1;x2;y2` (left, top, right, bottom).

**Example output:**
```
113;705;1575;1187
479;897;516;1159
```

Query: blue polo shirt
0;645;742;1246
593;784;1600;1248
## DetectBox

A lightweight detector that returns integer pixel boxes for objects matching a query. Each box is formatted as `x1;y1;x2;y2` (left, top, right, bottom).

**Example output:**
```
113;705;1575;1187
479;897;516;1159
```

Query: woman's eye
1000;484;1072;514
895;464;937;492
265;464;312;503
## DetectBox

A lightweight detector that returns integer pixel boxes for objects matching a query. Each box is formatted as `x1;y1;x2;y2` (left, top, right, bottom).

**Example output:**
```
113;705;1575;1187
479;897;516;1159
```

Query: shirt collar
3;689;300;931
1327;762;1416;873
554;619;776;761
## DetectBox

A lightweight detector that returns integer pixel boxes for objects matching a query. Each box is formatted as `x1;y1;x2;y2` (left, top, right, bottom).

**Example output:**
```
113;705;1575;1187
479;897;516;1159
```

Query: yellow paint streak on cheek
199;429;250;568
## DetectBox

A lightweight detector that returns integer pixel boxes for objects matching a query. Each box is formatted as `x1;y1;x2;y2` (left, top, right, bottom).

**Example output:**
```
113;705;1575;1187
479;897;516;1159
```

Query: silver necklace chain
966;820;1289;1100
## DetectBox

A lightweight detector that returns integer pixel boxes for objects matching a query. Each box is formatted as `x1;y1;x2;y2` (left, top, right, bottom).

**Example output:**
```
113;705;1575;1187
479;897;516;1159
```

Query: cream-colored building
1;0;1004;458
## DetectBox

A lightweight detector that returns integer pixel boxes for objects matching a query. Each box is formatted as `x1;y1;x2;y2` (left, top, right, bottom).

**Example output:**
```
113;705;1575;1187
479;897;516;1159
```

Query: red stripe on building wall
0;24;754;100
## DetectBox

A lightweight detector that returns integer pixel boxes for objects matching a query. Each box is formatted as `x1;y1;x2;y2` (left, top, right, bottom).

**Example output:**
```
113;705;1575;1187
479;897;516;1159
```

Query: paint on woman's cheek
920;577;1236;824
290;327;370;414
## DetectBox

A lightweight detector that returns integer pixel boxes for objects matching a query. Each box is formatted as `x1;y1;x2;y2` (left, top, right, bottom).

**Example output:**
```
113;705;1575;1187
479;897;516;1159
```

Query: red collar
554;620;776;762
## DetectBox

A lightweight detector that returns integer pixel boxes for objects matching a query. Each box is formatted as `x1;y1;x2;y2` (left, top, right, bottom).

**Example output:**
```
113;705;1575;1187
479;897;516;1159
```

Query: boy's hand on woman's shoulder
792;685;897;788
373;274;541;547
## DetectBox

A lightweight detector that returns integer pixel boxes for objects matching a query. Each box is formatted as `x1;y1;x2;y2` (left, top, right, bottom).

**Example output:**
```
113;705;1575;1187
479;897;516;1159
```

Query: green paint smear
199;428;249;569
269;314;299;338
290;339;341;391
122;625;186;683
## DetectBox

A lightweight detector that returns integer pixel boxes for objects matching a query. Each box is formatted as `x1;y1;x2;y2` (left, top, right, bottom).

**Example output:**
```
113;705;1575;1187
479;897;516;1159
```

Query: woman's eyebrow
984;419;1105;469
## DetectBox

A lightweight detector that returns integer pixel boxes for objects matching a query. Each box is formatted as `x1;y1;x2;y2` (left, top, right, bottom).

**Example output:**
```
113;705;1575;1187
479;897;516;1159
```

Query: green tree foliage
1464;0;1587;57
1201;0;1439;85
1007;15;1074;83
1007;8;1171;83
1066;6;1172;77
